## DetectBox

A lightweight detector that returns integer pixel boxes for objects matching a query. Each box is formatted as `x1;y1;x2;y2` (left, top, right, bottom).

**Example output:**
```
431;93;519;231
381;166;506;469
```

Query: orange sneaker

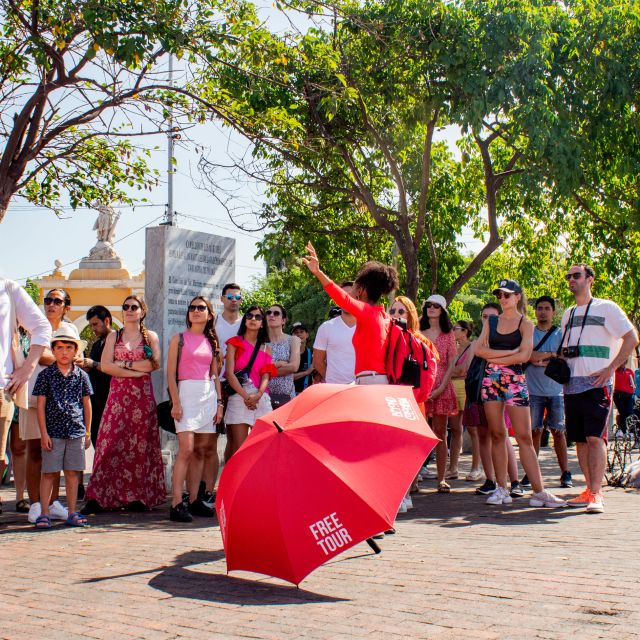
567;488;592;508
586;493;605;514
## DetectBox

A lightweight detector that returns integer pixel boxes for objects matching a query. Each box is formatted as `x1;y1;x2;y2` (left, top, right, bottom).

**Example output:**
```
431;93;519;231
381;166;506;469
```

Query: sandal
437;481;451;493
66;511;88;527
16;499;30;513
35;514;52;529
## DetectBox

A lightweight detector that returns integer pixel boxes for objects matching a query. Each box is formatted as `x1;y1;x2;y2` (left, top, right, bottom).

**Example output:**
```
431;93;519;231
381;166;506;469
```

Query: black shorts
564;387;612;443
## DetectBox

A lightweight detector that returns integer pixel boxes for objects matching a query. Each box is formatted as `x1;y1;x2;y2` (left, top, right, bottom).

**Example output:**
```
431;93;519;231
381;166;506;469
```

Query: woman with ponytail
167;297;223;523
84;295;165;513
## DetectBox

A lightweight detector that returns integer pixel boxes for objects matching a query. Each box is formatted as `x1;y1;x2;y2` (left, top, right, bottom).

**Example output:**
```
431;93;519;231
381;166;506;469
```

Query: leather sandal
437;481;451;493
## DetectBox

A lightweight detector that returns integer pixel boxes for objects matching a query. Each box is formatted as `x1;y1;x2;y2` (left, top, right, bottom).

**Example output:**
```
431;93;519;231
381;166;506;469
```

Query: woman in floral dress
84;296;165;512
420;295;458;493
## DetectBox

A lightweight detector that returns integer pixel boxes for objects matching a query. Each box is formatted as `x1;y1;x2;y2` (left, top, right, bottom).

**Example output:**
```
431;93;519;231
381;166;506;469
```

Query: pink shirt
226;336;277;390
177;332;213;381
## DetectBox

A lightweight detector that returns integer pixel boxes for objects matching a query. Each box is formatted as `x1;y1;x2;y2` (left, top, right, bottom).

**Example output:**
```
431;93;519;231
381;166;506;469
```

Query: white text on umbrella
309;512;353;556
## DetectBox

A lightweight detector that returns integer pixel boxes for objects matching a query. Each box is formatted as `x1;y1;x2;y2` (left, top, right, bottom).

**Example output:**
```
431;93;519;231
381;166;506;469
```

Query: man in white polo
563;264;637;513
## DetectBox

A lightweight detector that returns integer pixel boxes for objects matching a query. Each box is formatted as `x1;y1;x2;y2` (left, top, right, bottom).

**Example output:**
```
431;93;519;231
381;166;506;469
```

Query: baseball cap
492;279;523;295
291;322;308;332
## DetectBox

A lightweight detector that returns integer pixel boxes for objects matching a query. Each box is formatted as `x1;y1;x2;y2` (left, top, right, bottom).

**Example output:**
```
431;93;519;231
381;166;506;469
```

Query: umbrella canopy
216;384;439;585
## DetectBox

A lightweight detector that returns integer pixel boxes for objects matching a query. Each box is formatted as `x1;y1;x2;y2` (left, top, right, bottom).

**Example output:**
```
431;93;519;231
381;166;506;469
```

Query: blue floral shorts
480;363;529;407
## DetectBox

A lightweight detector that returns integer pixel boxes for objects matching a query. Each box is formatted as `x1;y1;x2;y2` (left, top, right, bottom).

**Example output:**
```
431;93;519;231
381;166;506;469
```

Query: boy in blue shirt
32;326;92;528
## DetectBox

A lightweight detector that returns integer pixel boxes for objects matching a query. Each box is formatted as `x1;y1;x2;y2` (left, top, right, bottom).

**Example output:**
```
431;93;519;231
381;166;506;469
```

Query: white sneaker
49;500;69;520
397;500;408;514
421;466;437;479
529;490;567;508
586;492;605;513
404;496;414;511
416;472;424;482
615;430;625;440
486;487;512;505
27;501;42;524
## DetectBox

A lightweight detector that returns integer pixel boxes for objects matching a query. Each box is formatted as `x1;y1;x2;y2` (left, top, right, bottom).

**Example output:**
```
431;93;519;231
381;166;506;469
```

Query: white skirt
224;382;273;427
175;379;216;434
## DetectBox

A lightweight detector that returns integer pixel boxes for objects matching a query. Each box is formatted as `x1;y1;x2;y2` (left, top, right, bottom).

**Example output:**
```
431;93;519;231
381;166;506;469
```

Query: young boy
32;326;92;528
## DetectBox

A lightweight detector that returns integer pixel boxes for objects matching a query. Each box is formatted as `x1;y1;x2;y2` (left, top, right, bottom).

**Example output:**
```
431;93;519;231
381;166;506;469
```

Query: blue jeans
529;395;565;432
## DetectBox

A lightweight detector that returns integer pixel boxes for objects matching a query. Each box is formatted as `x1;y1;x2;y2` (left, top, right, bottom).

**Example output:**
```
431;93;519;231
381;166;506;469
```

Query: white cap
425;294;447;311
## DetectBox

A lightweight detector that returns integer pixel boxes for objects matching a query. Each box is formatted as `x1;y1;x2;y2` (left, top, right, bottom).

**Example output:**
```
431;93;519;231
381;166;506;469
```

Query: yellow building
33;261;144;334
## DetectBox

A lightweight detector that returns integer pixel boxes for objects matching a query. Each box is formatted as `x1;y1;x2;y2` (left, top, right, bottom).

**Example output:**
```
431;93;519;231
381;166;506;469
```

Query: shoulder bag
221;340;261;397
156;333;184;434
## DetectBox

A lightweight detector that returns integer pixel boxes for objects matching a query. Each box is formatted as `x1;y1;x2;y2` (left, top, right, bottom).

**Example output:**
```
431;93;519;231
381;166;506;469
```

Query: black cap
291;322;308;332
492;279;523;295
328;307;342;319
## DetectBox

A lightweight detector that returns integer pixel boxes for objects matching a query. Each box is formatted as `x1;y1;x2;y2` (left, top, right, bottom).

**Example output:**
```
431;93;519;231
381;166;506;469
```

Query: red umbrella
216;383;438;585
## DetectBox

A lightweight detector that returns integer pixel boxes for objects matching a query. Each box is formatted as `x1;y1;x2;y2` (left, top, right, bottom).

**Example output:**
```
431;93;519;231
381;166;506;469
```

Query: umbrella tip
273;420;284;433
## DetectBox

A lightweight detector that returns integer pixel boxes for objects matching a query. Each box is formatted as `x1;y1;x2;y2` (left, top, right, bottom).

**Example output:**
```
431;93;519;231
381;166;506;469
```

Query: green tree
0;0;253;220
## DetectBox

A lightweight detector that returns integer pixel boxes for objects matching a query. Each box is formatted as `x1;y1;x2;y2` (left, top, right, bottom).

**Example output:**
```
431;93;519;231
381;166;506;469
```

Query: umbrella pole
366;538;382;554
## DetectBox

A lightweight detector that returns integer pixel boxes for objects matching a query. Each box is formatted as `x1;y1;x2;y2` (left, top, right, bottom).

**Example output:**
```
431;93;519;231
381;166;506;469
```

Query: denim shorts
529;395;565;432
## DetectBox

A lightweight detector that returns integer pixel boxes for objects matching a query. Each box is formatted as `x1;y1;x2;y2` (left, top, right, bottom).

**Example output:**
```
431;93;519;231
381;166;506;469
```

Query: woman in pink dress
420;294;458;493
84;296;165;512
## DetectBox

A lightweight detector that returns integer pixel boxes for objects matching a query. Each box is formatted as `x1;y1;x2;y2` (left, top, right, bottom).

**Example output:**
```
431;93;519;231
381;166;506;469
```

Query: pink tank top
177;332;213;381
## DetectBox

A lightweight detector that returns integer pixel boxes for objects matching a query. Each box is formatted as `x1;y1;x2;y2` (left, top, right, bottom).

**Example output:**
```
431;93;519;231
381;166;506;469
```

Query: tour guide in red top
303;242;399;384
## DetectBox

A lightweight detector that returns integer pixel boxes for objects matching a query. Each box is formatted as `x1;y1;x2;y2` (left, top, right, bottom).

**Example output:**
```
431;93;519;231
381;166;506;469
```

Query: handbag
156;333;185;434
270;393;292;410
221;341;261;397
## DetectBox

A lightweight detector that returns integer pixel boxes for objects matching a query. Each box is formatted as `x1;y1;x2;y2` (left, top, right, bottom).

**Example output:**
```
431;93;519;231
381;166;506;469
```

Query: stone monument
79;203;125;270
145;225;236;401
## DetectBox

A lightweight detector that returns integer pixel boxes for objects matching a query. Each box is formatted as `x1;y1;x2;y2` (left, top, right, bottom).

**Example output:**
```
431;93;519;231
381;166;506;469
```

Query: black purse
465;355;487;404
221;341;261;397
156;333;185;434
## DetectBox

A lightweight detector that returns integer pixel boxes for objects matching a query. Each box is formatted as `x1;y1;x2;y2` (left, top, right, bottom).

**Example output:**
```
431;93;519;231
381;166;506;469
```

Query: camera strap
563;298;593;353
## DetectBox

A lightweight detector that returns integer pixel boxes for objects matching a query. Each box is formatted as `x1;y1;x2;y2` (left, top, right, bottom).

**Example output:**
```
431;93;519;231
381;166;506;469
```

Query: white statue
93;203;120;244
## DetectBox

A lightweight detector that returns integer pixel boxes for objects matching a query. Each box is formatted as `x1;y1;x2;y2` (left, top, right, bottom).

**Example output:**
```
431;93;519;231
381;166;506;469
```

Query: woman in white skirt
167;297;223;523
224;305;278;457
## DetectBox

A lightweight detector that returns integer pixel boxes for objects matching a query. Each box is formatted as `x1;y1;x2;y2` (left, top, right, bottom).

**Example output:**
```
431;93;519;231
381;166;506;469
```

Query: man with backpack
524;296;572;489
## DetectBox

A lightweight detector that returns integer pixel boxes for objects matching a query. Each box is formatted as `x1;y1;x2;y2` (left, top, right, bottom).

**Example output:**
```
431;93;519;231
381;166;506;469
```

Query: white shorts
175;379;216;434
224;382;272;426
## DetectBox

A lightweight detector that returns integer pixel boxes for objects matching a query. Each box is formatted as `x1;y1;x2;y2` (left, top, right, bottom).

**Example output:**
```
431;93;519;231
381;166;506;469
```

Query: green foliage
24;278;40;304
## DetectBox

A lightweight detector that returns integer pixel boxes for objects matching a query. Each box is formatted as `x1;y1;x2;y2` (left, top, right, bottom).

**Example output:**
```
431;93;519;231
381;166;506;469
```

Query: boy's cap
291;322;308;333
492;279;523;295
51;325;87;352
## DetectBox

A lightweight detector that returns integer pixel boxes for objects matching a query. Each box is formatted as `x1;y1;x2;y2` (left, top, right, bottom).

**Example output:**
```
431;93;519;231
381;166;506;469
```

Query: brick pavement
1;447;639;640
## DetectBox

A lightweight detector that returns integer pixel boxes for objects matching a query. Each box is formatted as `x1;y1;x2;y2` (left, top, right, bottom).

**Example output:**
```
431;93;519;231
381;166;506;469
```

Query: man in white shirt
214;283;243;467
562;264;638;513
313;281;356;384
0;278;51;483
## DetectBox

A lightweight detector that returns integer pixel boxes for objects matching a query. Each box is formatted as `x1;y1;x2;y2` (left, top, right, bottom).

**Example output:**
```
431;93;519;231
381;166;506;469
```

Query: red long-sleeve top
324;280;390;376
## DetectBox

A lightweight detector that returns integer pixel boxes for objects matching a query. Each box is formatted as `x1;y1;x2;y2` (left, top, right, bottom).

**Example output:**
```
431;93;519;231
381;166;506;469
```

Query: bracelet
91;360;98;370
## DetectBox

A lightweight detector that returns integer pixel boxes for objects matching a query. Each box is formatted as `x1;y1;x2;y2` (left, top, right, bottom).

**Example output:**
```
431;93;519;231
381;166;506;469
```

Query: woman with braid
167;297;223;523
83;296;165;513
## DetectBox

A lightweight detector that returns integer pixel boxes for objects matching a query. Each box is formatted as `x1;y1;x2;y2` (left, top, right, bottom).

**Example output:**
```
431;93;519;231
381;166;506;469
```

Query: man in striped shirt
562;264;638;513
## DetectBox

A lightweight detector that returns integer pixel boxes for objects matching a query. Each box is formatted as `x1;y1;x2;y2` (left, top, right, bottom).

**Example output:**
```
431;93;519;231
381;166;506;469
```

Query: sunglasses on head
266;309;282;317
122;303;140;312
453;325;463;330
424;302;441;310
188;304;207;312
566;272;583;281
495;291;512;299
245;312;263;321
225;293;242;300
389;308;406;316
44;297;64;306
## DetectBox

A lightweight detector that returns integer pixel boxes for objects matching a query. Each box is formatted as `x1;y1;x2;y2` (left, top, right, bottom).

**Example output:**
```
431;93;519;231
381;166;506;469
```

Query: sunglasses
122;303;140;312
225;294;242;300
495;291;512;299
424;302;441;310
566;272;583;280
453;326;463;330
266;309;282;317
44;297;64;306
245;313;263;321
389;308;406;316
189;304;207;312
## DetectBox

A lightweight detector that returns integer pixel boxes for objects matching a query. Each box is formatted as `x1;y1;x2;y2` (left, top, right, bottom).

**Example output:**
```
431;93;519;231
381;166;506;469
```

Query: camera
562;346;580;359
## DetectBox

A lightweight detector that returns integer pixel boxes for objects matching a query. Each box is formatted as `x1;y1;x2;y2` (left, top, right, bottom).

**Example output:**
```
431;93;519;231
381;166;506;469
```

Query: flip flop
16;499;30;513
66;511;88;527
437;481;451;494
35;514;52;529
